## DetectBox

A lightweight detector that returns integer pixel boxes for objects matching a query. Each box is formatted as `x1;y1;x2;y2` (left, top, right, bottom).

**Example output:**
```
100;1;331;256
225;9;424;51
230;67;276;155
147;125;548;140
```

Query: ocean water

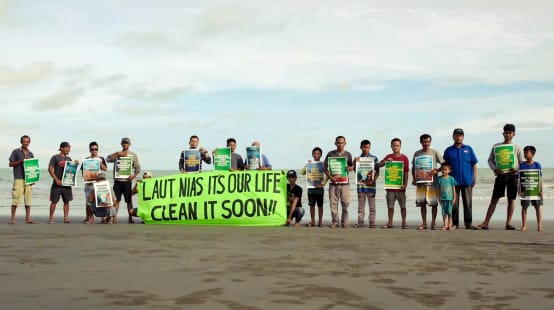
0;168;552;222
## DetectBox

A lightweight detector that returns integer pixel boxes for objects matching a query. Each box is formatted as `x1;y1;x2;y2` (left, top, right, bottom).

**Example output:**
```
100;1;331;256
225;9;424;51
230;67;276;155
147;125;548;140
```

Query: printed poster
246;146;261;170
94;180;113;207
494;144;516;173
519;169;541;200
82;158;101;183
384;161;404;190
306;161;324;188
23;158;40;185
115;156;133;178
414;155;433;184
184;149;201;173
356;157;375;186
61;161;78;186
328;157;348;184
214;148;231;171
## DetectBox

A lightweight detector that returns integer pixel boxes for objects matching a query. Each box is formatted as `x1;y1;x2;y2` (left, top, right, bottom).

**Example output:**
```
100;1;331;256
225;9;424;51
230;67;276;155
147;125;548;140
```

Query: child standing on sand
518;146;543;232
301;147;328;227
435;163;457;230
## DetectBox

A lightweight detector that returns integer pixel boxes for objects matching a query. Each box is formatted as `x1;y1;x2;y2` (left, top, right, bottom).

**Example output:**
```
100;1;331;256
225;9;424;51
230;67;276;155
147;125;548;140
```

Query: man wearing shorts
379;138;409;229
8;135;37;224
48;142;78;224
412;134;444;230
474;124;525;230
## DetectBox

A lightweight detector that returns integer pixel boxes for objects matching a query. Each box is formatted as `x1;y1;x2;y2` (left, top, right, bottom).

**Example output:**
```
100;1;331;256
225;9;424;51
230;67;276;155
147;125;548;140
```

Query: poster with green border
328;157;348;183
213;148;231;171
494;144;515;172
115;156;133;178
519;169;540;200
23;158;40;185
137;170;287;226
384;161;404;190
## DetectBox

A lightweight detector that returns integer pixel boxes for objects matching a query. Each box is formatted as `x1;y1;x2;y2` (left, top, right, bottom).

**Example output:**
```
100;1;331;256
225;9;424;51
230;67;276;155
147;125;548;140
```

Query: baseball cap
453;128;464;135
287;170;297;178
143;171;152;178
121;137;131;144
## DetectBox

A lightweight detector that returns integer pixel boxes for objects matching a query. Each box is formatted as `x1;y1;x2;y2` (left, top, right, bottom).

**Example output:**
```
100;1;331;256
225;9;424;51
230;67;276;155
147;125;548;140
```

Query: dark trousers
453;186;472;228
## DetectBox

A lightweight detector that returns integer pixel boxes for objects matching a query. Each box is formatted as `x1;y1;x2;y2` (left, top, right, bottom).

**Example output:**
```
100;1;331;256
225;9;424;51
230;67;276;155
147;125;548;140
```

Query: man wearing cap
48;142;78;224
107;137;141;223
443;129;478;229
286;170;304;227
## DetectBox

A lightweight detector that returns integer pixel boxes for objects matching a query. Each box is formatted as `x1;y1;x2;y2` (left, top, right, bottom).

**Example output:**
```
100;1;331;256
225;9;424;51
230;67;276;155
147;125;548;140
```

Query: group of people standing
8;136;141;224
7;124;544;231
285;123;543;232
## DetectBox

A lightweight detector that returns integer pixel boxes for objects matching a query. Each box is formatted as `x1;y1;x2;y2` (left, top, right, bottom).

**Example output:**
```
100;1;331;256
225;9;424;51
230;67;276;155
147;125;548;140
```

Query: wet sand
0;218;553;309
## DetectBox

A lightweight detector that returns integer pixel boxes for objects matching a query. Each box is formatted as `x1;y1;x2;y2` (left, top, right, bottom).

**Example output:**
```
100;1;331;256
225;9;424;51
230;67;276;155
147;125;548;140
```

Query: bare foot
442;227;447;231
520;226;527;232
538;227;544;232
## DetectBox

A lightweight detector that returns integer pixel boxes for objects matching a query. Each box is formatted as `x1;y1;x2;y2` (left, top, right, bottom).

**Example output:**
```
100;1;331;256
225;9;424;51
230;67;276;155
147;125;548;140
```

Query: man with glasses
82;142;108;224
107;137;141;223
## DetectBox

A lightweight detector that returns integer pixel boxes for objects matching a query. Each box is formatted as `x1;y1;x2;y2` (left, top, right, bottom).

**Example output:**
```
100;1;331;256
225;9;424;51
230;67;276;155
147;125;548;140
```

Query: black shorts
50;185;73;203
308;193;324;208
113;181;132;204
492;174;518;200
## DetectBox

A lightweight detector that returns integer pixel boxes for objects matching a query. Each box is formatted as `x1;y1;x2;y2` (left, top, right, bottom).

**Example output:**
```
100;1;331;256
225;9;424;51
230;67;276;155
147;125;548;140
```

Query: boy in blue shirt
518;146;543;232
435;163;457;230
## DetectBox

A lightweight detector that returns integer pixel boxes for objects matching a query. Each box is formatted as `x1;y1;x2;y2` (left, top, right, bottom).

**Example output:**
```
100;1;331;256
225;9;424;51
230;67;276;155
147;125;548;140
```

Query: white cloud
0;62;53;86
32;86;84;111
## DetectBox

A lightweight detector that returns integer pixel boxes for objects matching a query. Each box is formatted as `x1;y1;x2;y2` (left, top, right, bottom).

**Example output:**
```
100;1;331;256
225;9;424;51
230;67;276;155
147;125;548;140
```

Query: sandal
381;224;393;229
417;225;427;230
506;224;516;230
402;225;409;229
25;221;39;224
352;224;360;228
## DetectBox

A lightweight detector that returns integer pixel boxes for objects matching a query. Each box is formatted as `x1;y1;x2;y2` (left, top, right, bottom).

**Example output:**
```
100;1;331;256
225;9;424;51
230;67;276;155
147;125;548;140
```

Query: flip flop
47;221;54;224
506;225;516;230
64;220;71;224
8;221;15;224
472;225;488;230
417;225;427;230
25;221;39;224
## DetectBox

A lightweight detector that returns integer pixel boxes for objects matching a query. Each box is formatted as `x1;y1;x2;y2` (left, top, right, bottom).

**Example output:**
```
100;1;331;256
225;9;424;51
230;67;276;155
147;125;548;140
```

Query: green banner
137;170;287;225
519;169;540;200
384;161;404;189
23;158;40;185
494;144;515;172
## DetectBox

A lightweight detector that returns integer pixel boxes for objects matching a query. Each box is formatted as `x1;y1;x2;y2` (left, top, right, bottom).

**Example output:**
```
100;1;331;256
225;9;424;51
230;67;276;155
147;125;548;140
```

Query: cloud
32;86;84;111
0;62;53;86
117;31;174;48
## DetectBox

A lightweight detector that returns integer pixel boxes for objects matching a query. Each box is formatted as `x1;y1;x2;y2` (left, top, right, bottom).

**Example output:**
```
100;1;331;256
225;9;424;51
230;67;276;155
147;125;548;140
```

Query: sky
1;0;554;171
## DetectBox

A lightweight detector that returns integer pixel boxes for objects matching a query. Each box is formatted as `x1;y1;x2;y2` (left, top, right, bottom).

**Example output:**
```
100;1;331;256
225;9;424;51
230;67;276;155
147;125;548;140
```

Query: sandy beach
0;218;553;310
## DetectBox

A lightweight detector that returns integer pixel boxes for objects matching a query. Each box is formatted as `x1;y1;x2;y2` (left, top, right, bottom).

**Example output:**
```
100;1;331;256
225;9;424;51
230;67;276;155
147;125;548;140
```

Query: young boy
286;170;304;227
353;140;379;228
300;147;328;227
412;134;444;230
518;146;543;232
379;138;410;229
474;123;525;230
435;163;457;230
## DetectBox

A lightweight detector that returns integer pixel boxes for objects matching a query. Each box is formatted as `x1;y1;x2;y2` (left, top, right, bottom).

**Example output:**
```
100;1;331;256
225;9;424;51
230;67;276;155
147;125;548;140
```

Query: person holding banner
379;138;409;229
8;135;38;224
107;137;141;223
87;173;117;224
412;134;444;230
245;141;272;170
474;124;524;230
286;170;304;227
47;142;79;224
518;146;543;232
179;135;212;172
443;128;478;229
352;140;379;228
82;142;108;224
323;136;353;228
300;147;328;227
